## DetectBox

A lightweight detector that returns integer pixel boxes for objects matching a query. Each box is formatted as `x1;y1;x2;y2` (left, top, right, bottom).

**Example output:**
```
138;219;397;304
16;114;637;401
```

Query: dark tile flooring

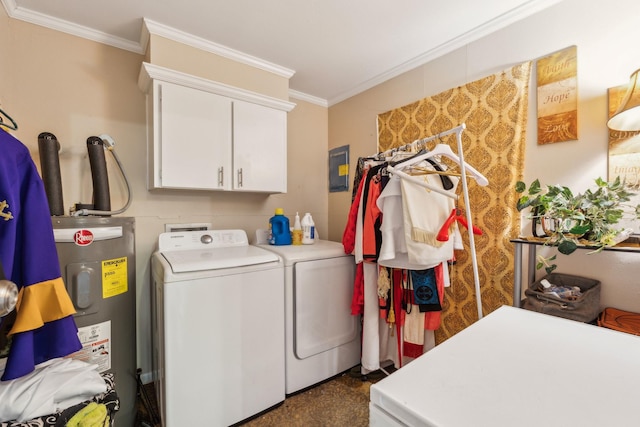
135;367;388;427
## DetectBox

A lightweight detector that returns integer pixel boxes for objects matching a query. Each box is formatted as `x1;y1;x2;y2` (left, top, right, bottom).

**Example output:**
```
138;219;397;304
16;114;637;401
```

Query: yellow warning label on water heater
102;256;128;298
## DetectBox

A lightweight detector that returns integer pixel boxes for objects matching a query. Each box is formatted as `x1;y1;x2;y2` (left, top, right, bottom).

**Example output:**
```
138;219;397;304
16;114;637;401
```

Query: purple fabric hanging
0;129;81;381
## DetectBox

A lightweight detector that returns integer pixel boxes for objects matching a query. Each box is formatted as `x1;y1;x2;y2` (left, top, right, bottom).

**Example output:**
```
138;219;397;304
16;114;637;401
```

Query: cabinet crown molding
138;62;296;112
141;18;295;79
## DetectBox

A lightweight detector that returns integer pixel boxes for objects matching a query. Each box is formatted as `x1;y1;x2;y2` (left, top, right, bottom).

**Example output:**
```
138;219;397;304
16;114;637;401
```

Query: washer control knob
200;234;213;244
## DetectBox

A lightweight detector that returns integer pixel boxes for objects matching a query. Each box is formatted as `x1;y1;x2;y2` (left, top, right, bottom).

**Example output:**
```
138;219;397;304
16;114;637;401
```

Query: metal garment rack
510;237;640;306
375;123;485;320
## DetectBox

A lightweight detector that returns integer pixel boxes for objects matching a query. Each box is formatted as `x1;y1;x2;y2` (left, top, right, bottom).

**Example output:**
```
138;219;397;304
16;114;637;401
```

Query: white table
370;305;640;427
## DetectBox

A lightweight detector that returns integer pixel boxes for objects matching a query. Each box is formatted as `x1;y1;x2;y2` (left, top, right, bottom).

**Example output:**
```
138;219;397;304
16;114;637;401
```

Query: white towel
377;176;451;270
0;358;107;422
400;172;458;267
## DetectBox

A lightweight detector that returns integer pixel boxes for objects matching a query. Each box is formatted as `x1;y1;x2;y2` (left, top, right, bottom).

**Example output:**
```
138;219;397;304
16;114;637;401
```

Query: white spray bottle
301;213;315;244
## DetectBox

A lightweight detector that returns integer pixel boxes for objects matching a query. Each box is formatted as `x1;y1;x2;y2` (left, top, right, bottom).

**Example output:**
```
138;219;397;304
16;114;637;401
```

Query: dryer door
294;256;358;359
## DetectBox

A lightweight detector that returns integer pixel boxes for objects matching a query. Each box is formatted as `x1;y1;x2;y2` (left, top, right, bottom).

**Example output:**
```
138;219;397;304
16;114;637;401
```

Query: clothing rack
374;123;484;320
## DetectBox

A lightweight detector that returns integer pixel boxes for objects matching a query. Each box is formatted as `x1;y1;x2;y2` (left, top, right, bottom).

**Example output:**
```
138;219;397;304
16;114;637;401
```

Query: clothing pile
0;374;119;426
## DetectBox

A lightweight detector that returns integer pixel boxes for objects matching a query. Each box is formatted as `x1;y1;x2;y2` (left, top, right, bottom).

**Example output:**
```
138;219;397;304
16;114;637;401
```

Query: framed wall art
536;45;578;144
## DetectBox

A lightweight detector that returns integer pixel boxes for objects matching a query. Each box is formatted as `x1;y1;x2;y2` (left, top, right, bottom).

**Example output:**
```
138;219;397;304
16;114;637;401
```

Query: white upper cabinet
139;63;295;193
156;80;232;190
233;100;287;192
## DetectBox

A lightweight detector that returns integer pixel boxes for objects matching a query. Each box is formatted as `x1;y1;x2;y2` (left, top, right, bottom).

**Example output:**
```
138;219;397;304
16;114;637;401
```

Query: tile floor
136;367;388;427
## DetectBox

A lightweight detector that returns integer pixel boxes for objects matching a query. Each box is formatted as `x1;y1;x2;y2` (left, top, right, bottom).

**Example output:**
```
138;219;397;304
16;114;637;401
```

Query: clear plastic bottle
292;212;303;245
301;212;315;244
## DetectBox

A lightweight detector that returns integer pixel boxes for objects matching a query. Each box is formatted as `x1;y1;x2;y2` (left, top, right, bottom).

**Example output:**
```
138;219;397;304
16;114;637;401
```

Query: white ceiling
3;0;562;105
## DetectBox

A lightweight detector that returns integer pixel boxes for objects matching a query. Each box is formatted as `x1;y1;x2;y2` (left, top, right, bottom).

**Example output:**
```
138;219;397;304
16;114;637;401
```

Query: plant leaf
557;239;577;255
516;196;531;211
528;179;541;195
569;224;590;235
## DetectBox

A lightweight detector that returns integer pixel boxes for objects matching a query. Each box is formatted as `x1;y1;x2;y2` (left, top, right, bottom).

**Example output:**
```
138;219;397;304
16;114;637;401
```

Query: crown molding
1;0;143;53
4;0;561;107
327;0;564;105
288;90;328;108
142;19;295;79
0;0;297;82
138;62;296;112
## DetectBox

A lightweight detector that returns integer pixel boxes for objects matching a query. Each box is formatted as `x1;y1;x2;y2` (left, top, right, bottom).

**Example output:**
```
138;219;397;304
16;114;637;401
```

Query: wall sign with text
608;84;640;232
536;45;578;144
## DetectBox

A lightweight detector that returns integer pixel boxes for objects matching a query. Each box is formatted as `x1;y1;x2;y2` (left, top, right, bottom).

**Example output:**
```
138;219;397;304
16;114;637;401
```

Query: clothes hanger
386;151;415;162
388;167;459;199
0;107;18;131
408;167;461;178
388;143;489;186
389;149;455;190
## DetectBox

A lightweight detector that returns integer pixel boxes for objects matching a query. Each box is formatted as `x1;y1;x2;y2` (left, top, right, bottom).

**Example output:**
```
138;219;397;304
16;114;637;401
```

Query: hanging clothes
358;162;457;370
0;129;81;381
403;263;445;359
343;172;367;255
361;167;385;262
349;161;401;373
376;173;462;270
347;124;488;372
399;171;458;266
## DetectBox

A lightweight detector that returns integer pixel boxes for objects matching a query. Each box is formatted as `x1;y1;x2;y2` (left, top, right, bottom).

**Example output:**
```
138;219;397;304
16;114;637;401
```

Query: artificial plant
516;176;640;273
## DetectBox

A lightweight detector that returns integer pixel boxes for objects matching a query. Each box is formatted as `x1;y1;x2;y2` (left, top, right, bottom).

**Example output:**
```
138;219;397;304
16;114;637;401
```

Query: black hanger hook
0;107;18;131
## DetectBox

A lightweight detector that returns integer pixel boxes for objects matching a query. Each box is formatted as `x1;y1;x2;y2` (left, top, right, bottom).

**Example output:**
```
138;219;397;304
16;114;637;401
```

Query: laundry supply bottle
301;212;315;244
292;212;303;245
269;208;292;245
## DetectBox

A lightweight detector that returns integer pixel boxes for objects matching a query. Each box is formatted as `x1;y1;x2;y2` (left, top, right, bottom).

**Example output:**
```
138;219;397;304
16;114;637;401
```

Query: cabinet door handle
237;168;243;188
218;167;224;187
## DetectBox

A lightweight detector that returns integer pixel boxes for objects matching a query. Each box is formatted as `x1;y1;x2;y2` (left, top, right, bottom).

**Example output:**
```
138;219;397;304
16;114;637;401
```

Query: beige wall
1;7;329;377
148;34;290;100
329;0;640;314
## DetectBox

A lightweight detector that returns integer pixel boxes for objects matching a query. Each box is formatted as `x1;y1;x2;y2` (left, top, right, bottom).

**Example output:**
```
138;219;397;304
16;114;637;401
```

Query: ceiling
3;0;562;105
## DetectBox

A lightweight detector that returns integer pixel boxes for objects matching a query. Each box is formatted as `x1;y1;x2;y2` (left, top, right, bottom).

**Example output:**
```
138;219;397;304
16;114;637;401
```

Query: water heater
53;216;136;426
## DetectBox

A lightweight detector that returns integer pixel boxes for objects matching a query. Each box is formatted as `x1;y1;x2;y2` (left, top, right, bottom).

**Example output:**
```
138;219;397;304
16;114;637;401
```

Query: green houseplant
516;176;640;272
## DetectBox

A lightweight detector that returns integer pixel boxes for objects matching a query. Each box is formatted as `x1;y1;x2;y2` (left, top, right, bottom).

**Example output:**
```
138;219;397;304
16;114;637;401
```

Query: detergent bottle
292;212;303;245
301;212;315;244
269;208;292;245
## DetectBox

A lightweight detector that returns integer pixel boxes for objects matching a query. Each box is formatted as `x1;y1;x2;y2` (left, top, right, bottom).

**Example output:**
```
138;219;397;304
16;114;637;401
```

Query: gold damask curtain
377;61;532;341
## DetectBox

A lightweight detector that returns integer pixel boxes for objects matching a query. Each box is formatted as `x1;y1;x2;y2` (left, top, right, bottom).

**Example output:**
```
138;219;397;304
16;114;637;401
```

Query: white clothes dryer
151;230;284;426
259;240;361;394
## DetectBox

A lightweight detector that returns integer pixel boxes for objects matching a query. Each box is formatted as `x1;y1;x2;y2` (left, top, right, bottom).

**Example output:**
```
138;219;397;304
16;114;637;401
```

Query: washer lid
162;245;279;273
259;240;349;265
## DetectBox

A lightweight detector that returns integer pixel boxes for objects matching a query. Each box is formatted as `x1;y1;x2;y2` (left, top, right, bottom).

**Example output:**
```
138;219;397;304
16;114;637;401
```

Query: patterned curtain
377;61;532;342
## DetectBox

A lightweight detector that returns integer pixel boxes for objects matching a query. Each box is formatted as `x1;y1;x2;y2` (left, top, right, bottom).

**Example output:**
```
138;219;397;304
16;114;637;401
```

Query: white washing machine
151;230;285;426
259;240;361;394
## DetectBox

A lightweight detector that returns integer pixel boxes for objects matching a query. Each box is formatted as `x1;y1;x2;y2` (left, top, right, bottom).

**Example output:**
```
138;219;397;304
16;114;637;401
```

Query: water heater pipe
37;132;65;216
86;136;111;213
73;134;132;217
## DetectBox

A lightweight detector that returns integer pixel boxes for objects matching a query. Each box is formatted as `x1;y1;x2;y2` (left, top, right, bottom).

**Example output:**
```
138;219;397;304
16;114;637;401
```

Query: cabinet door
158;81;232;190
232;100;287;193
